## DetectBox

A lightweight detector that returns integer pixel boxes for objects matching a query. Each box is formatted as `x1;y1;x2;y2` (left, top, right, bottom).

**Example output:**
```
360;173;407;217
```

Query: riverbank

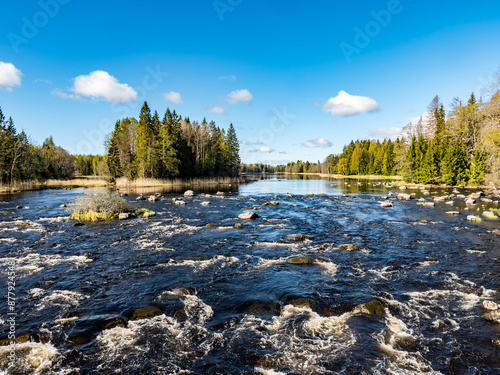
0;176;252;194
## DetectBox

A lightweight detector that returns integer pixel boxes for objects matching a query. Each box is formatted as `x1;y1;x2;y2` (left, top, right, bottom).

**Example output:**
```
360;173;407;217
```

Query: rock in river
397;193;412;201
285;234;306;241
380;200;393;208
483;309;500;324
339;244;359;251
482;300;499;311
118;213;130;220
238;212;259;220
148;195;159;202
287;256;316;265
200;201;211;206
184;190;196;196
129;306;163;321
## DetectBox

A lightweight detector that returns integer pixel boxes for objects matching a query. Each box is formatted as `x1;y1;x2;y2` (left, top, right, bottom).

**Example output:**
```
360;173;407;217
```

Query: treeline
281;90;500;186
0;107;75;186
106;101;241;181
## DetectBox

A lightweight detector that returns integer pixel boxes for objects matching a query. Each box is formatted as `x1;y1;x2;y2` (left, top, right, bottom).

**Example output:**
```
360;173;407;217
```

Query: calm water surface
0;176;499;374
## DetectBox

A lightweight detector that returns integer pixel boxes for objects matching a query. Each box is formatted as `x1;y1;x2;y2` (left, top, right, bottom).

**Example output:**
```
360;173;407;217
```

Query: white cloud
322;90;379;117
0;62;23;91
207;105;226;114
260;146;274;153
218;75;236;81
71;70;137;103
227;89;253;104
245;140;264;145
302;137;333;148
51;88;82;101
33;79;52;85
163;91;183;104
369;127;402;140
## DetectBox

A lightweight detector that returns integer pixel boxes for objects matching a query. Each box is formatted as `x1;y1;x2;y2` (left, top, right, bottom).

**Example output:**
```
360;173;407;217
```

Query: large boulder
397;193;412;201
184;190;196;197
238;212;259;220
482;300;498;311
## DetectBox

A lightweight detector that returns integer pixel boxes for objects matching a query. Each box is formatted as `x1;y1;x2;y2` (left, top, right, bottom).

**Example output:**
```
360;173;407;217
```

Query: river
0;176;499;374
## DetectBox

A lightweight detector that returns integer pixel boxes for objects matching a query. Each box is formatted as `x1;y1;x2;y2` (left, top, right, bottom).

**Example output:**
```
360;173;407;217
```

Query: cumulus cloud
368;127;402;140
218;75;236;81
227;89;253;104
0;62;23;91
207;105;226;114
51;88;82;101
70;70;137;103
322;90;379;117
260;146;274;153
302;137;333;148
163;91;183;104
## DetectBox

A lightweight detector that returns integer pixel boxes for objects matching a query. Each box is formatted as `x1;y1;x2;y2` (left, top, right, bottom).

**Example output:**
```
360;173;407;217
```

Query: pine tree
225;123;240;177
136;101;152;178
469;150;487;185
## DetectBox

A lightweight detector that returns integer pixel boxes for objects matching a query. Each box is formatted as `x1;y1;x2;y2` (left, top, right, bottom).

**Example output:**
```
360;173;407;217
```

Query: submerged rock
285;234;306;241
234;223;245;229
355;301;385;316
287;256;316;265
238;212;259;220
205;223;219;228
129;306;163;321
288;298;316;309
339;244;359;251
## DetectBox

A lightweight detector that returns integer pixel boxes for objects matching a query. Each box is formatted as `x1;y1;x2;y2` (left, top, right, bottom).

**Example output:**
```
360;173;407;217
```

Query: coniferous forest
0;101;241;188
1;90;500;188
277;91;500;186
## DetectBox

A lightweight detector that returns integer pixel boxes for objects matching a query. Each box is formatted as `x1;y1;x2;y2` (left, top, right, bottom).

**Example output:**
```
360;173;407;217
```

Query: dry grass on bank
115;176;247;188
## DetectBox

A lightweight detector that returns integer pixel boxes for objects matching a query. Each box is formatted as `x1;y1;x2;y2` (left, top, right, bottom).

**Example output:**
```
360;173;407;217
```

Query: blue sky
1;0;500;164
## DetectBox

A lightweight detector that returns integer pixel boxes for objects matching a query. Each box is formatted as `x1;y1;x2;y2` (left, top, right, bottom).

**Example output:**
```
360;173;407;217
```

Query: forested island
1;90;500;192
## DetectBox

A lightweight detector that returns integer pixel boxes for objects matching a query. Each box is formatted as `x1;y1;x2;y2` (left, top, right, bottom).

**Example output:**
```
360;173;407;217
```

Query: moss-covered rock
287;256;316;265
130;306;163;321
356;301;385;316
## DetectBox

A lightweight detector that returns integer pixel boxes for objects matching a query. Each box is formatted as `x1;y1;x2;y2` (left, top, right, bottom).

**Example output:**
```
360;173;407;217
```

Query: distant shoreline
0;176;251;194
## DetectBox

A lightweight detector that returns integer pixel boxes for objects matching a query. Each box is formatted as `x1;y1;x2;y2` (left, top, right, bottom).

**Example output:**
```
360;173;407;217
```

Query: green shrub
70;189;130;222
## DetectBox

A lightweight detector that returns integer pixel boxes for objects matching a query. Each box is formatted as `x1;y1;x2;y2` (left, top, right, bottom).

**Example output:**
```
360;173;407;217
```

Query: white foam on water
37;216;70;223
246;304;356;374
255;368;287;375
0;253;92;278
417;260;439;268
0;237;16;243
28;289;88;310
373;311;442;375
182;295;214;324
466;249;486;254
0;342;58;375
368;267;396;280
163;255;239;272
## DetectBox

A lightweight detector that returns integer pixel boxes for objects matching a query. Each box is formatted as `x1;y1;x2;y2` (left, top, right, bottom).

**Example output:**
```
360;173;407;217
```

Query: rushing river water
1;176;500;374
